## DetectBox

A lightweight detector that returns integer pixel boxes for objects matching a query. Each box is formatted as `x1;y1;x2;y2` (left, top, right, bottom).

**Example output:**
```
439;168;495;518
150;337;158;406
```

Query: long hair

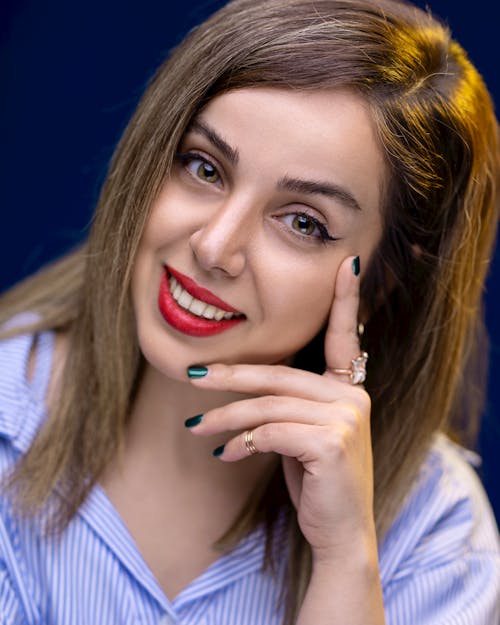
1;0;499;622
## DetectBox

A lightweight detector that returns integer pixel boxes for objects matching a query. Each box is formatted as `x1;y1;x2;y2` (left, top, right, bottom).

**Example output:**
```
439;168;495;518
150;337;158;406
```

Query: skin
104;87;387;623
131;87;384;376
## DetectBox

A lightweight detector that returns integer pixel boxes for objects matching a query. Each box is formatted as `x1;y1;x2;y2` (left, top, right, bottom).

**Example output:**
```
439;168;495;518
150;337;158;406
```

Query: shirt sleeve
0;507;39;625
0;562;26;625
384;549;500;624
381;436;500;625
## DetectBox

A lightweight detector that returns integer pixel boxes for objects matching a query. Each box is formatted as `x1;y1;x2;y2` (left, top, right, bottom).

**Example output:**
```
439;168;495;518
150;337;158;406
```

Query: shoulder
381;433;500;578
0;315;62;469
380;434;500;624
0;318;69;623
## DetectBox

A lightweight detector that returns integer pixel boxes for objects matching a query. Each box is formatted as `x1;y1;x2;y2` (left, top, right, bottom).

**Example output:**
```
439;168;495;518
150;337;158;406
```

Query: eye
193;160;220;184
281;212;338;242
292;214;317;236
176;152;221;185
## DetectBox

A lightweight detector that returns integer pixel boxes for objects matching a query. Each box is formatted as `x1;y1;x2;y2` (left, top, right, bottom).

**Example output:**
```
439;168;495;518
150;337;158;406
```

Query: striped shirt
0;326;499;625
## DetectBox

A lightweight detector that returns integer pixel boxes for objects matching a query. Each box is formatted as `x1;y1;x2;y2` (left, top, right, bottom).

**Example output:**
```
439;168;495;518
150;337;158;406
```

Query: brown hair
1;0;499;622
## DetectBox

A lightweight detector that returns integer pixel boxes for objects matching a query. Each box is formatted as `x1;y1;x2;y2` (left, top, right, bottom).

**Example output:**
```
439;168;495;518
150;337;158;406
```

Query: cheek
141;185;194;246
140;208;173;249
264;268;335;338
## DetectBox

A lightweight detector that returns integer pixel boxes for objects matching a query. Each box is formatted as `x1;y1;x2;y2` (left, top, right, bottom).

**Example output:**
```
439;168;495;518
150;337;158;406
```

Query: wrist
298;529;385;625
311;520;379;570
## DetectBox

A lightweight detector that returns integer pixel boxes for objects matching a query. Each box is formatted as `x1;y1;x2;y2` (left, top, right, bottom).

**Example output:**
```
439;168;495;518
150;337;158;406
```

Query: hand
186;256;375;562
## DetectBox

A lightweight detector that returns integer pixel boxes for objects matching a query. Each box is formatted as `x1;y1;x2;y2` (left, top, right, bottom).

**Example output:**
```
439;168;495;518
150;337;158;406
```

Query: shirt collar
76;481;288;612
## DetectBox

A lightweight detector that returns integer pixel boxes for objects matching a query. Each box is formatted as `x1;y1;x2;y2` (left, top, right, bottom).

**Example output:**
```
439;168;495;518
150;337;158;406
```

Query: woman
0;0;499;623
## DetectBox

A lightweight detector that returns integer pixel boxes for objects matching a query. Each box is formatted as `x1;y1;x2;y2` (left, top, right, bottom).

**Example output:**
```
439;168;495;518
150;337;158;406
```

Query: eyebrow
189;119;239;166
277;176;362;212
187;118;362;212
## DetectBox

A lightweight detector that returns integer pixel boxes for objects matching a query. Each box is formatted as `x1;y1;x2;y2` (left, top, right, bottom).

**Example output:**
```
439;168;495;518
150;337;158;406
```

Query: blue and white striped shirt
0;327;499;624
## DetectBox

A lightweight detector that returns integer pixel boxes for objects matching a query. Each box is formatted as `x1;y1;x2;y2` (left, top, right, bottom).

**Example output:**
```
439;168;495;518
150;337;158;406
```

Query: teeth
202;304;217;319
177;290;194;309
188;299;207;316
169;276;241;321
173;283;182;299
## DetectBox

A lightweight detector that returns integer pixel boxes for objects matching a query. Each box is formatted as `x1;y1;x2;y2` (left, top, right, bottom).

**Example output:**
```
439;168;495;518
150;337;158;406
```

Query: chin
135;300;313;379
134;321;189;383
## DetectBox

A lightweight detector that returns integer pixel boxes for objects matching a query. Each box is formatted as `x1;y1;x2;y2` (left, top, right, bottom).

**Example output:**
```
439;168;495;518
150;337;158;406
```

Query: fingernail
212;444;225;457
185;414;203;428
352;256;360;276
187;365;208;379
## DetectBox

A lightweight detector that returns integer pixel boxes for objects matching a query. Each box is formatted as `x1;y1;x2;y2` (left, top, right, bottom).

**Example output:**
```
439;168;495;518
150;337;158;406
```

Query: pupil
294;215;314;235
198;162;217;181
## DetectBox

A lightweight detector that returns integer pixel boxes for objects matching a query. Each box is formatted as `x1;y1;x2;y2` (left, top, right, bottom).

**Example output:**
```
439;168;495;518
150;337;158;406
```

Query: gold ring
244;429;259;455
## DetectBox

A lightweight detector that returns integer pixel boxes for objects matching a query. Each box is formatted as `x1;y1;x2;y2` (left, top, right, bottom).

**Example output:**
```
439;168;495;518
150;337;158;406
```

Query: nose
189;201;254;277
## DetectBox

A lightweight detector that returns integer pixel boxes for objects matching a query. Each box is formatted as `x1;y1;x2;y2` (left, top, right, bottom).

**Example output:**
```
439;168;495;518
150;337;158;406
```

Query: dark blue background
1;1;499;523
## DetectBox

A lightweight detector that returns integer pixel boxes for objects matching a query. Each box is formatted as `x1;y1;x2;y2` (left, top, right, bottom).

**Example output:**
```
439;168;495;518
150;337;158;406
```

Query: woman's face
132;87;385;380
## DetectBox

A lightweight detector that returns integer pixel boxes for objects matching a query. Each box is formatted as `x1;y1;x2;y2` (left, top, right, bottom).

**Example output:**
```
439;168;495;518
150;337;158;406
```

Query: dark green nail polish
187;365;208;379
212;444;225;457
185;414;203;428
352;256;360;276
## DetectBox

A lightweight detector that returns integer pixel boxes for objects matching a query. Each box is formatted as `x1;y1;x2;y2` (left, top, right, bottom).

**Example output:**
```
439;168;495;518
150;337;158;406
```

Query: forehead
192;87;387;217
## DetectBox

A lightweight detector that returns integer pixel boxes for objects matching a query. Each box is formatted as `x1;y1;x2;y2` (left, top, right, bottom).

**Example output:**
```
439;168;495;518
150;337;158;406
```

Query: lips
168;265;242;314
157;266;246;337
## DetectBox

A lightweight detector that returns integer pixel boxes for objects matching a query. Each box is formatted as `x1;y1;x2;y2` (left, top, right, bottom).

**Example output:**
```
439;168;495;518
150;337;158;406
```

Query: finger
188;362;362;403
215;420;357;463
217;422;318;462
324;256;362;377
186;395;362;436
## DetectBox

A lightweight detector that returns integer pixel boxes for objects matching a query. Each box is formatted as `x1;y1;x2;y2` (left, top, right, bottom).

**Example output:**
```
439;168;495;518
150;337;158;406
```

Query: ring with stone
331;351;369;385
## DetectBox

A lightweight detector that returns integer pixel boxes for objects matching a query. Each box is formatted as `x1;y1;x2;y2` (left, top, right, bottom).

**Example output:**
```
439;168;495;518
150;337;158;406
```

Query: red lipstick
158;266;245;337
168;265;241;313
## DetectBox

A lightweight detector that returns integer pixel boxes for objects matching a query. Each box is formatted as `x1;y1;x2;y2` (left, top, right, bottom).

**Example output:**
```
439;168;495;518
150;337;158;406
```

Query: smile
169;275;242;320
157;266;245;337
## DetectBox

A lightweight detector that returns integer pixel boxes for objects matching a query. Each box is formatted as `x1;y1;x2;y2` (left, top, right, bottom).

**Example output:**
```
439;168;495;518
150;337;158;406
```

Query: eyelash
174;151;338;244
